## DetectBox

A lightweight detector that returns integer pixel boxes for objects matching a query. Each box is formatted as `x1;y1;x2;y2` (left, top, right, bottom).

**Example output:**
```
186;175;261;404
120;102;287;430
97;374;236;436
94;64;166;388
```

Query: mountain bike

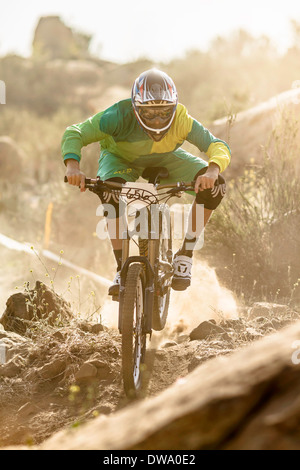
65;167;194;398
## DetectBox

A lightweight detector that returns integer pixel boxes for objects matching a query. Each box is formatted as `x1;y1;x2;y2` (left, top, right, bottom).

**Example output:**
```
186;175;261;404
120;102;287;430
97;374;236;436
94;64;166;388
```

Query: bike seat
142;167;169;184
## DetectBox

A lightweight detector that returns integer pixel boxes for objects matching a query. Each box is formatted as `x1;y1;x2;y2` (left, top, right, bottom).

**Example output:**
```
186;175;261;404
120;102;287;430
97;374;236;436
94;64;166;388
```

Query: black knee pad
195;173;226;210
98;177;126;219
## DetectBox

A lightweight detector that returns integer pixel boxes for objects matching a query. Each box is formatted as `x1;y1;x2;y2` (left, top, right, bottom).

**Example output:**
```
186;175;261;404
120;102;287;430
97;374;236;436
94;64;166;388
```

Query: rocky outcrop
247;302;291;320
0;281;73;335
210;88;300;178
39;321;300;450
0;329;30;364
32;16;91;60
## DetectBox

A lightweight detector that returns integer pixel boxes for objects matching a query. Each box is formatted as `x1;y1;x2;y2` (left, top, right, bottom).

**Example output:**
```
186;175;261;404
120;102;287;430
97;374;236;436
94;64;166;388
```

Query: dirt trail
0;203;297;448
2;245;297;448
0;272;298;448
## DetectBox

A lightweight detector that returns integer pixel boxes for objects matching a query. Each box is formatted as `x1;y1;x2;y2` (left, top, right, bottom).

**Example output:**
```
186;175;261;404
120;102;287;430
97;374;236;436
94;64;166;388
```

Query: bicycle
65;167;194;398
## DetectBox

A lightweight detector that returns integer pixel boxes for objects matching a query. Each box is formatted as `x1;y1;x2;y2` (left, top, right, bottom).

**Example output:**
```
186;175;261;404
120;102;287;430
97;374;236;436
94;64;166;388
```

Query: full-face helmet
131;69;178;141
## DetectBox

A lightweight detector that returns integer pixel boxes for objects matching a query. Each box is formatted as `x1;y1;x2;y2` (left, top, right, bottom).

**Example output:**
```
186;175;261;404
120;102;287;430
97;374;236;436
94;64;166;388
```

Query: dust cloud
99;261;239;334
168;261;239;331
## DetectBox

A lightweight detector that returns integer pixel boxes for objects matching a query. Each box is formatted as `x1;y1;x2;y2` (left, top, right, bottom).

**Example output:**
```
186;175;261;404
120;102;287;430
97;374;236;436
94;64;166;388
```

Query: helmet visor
138;105;175;124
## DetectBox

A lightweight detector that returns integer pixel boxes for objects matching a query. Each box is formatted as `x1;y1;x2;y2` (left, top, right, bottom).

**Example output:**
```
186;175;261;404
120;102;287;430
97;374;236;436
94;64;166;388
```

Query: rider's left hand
194;164;220;193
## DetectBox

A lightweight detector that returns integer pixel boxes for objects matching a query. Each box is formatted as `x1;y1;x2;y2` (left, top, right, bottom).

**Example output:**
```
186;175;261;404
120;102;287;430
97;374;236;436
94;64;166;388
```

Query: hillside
1;16;300;451
1;283;299;449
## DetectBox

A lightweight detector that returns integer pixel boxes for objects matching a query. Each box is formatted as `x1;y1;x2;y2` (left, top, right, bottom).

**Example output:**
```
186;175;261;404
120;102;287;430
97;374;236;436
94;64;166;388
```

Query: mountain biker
62;68;231;294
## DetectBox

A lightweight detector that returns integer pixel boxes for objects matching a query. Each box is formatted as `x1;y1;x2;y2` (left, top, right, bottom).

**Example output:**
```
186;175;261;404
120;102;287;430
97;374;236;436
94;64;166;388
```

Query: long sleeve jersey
61;99;231;173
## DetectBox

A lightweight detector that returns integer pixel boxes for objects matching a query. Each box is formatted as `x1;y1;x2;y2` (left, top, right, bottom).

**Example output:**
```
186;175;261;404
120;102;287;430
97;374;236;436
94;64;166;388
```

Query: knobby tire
121;263;146;399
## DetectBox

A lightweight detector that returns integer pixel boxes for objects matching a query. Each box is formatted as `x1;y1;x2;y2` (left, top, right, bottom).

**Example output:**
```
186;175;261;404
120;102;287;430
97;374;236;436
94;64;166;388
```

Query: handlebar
64;175;123;189
64;176;194;192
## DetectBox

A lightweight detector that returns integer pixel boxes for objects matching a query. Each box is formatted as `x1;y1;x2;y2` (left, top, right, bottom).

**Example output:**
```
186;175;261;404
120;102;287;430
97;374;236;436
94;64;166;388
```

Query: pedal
112;294;119;302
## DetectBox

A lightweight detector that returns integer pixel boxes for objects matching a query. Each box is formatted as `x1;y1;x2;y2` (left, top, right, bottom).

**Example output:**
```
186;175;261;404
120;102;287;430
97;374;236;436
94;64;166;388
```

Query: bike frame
65;175;194;336
64;172;195;398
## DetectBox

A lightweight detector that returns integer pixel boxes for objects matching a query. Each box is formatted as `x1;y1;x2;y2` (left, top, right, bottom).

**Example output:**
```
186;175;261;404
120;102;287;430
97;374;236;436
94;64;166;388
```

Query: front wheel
121;263;146;398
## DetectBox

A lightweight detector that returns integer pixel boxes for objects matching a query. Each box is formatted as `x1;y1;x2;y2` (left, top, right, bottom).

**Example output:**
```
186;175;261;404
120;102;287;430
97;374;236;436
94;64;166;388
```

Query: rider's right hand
65;159;86;192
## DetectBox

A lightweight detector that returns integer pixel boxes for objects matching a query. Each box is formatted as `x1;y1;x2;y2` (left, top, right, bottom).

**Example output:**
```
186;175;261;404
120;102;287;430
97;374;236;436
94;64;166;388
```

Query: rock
86;359;111;380
220;319;244;331
97;367;111;381
247;303;289;321
0;330;28;343
255;316;267;324
95;405;113;415
108;344;120;358
1;281;73;335
0;360;21;377
177;334;189;344
39;320;300;450
51;330;65;341
38;359;66;380
189;321;226;341
0;330;31;362
188;356;204;372
272;319;293;330
78;322;104;334
259;321;275;332
75;362;98;382
160;341;178;348
78;321;91;333
90;323;104;334
245;327;263;341
32;16;91;60
88;359;106;368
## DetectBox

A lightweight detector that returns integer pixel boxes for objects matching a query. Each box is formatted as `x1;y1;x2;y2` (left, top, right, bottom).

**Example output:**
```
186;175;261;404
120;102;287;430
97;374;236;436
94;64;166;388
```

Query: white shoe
171;255;192;291
108;271;121;296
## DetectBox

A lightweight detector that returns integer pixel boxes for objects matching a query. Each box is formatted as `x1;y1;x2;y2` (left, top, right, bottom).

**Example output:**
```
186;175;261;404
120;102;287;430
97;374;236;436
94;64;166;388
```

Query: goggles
138;105;175;122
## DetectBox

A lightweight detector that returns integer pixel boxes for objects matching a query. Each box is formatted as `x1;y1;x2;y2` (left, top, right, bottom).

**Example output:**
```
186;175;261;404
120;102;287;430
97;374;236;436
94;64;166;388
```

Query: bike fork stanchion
121;232;130;268
118;233;130;332
148;238;157;269
118;256;154;335
144;284;154;334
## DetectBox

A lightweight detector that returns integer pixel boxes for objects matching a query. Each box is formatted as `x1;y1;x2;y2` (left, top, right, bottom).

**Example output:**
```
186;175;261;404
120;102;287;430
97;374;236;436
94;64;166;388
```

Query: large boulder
0;329;31;364
32;16;91;60
0;281;73;335
39;320;300;450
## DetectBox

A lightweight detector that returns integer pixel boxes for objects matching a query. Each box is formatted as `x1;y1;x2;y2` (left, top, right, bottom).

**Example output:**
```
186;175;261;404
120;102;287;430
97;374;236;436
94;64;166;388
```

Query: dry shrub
205;110;300;303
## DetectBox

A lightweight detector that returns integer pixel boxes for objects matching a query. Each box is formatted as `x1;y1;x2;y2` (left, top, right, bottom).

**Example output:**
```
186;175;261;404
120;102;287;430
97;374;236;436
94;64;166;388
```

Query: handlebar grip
64;176;91;185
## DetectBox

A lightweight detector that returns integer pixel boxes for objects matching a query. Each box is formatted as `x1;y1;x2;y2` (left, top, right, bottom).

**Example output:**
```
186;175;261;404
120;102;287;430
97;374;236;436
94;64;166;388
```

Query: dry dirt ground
0;285;299;448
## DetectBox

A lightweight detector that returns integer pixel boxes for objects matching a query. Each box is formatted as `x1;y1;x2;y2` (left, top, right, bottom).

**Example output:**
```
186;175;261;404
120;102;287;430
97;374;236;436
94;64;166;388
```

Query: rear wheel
121;263;146;398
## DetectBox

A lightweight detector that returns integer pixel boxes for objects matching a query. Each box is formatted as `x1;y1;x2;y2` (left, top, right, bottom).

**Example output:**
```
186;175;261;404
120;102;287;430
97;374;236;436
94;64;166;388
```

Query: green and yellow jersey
61;99;231;175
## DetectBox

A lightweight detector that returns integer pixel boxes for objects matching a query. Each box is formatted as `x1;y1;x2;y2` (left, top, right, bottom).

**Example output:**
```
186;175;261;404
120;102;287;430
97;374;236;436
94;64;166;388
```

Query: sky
1;0;300;63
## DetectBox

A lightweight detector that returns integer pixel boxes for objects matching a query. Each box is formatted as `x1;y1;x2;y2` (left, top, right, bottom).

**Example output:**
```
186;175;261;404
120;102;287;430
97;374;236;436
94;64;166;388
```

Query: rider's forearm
186;119;231;173
61;113;108;164
61;125;83;164
206;142;231;173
